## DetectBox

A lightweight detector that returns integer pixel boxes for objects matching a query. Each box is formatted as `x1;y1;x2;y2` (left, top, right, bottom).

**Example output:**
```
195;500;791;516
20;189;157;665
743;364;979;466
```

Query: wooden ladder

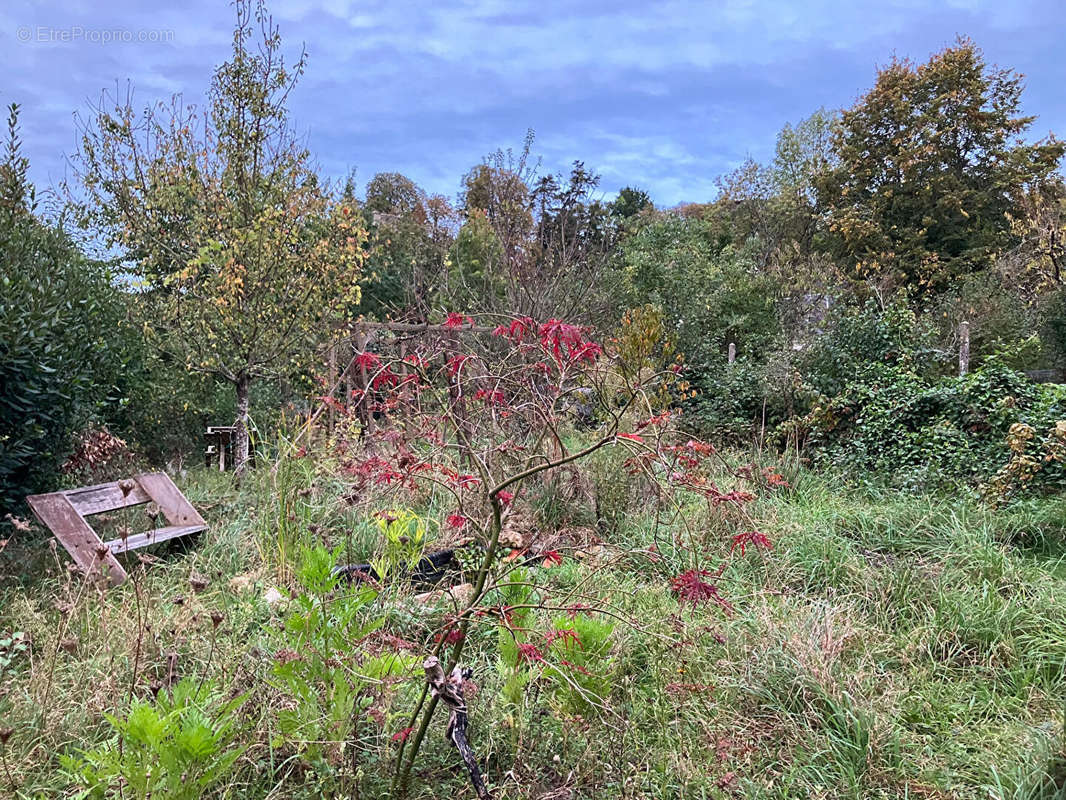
27;473;208;587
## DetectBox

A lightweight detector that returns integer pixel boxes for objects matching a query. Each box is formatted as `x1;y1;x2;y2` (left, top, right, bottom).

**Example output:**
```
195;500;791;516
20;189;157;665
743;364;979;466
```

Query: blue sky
2;0;1063;208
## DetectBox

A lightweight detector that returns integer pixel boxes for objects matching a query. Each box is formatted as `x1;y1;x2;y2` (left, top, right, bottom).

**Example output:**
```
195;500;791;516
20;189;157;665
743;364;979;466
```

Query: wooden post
354;325;374;436
344;338;353;416
328;343;337;434
959;321;970;377
728;342;736;364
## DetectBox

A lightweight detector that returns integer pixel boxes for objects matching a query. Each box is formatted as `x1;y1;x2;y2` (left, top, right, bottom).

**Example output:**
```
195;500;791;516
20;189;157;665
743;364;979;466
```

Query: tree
529;161;615;322
618;213;780;368
712;110;837;268
1003;178;1066;301
609;186;653;221
293;311;763;797
455;144;618;323
361;173;457;320
818;38;1064;294
72;0;366;471
458;156;534;309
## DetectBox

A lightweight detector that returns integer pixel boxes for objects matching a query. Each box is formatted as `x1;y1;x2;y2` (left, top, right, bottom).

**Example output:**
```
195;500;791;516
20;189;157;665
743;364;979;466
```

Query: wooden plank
136;473;208;528
25;493;127;587
104;525;207;554
63;480;151;516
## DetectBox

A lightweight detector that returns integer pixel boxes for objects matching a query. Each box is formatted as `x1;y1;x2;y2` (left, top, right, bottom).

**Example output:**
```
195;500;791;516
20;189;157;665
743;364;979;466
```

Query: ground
1;460;1065;799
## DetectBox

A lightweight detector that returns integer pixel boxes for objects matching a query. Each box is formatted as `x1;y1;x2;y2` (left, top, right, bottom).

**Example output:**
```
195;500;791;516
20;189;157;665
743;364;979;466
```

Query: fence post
728;342;736;364
958;321;970;377
355;326;373;436
328;343;337;434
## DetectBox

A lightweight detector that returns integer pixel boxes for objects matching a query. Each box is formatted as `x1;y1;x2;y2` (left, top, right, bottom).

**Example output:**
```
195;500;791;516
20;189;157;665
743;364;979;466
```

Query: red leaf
730;531;772;556
671;569;733;614
545;627;581;648
354;351;380;370
516;642;545;665
444;312;473;328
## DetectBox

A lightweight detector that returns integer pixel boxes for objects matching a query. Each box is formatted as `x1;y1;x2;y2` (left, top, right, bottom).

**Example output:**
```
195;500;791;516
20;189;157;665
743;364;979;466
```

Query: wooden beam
104;524;207;554
26;492;127;587
137;473;208;528
64;480;151;516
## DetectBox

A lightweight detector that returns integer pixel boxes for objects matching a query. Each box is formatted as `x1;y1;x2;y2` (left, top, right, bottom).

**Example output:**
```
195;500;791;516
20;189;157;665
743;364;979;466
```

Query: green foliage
543;613;616;715
618;216;781;368
269;545;414;770
61;678;246;800
800;357;1066;493
1037;285;1066;366
609;186;653;222
0;104;127;510
73;0;366;468
800;300;944;398
589;444;637;535
818;37;1065;293
688;356;788;439
930;272;1037;366
0;630;27;678
360;173;456;319
446;208;506;309
369;509;427;582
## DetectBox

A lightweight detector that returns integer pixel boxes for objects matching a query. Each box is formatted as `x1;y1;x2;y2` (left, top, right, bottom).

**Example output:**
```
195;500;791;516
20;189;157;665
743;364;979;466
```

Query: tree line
3;0;1065;509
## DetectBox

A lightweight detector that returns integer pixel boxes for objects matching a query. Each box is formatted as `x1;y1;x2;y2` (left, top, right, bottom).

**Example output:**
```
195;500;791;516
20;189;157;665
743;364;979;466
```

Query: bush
799;299;944;399
797;357;1066;494
0;105;128;510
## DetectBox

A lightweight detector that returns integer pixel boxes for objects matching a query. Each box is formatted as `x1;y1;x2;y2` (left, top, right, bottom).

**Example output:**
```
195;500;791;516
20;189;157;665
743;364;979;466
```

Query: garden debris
333;548;461;586
414;582;475;607
423;656;492;799
26;472;208;587
189;572;209;593
228;573;256;593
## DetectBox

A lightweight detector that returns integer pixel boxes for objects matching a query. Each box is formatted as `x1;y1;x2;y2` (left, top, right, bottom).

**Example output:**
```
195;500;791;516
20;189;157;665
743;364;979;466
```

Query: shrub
0;105;128;511
797;357;1066;494
60;678;247;800
799;299;944;399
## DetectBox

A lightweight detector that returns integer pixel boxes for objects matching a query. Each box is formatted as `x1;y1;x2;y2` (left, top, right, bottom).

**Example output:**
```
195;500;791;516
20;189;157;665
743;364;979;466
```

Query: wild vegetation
2;2;1066;798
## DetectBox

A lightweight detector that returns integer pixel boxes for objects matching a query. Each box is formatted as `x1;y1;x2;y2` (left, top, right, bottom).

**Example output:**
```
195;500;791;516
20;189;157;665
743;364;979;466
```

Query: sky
2;0;1064;208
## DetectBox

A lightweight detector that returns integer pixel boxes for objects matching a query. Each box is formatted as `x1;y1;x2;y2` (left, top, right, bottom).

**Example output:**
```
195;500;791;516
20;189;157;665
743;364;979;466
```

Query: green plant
269;545;415;773
984;420;1066;505
543;613;616;715
0;103;128;511
370;509;427;583
60;678;247;800
0;631;27;678
797;357;1066;492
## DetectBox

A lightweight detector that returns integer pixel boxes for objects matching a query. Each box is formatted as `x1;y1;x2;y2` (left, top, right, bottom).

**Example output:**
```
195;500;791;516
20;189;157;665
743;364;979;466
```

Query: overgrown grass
2;457;1066;799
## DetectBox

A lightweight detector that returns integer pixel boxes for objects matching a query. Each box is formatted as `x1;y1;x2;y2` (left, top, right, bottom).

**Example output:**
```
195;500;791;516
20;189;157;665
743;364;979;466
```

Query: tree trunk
234;374;252;475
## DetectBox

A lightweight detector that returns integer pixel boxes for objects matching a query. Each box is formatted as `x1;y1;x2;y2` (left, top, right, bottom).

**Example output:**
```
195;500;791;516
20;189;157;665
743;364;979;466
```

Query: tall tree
818;38;1063;294
72;0;365;471
361;172;457;320
1002;179;1066;301
609;186;653;222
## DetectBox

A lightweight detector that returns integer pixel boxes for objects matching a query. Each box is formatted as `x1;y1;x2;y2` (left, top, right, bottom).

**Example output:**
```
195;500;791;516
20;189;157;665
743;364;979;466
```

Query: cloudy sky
2;0;1063;207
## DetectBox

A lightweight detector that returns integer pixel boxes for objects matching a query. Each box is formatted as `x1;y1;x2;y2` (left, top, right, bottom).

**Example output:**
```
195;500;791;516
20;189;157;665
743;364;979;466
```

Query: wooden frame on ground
26;473;208;587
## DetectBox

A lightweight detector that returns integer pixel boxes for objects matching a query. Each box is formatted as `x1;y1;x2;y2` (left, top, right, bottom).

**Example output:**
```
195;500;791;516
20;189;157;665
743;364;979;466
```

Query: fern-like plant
61;678;247;800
